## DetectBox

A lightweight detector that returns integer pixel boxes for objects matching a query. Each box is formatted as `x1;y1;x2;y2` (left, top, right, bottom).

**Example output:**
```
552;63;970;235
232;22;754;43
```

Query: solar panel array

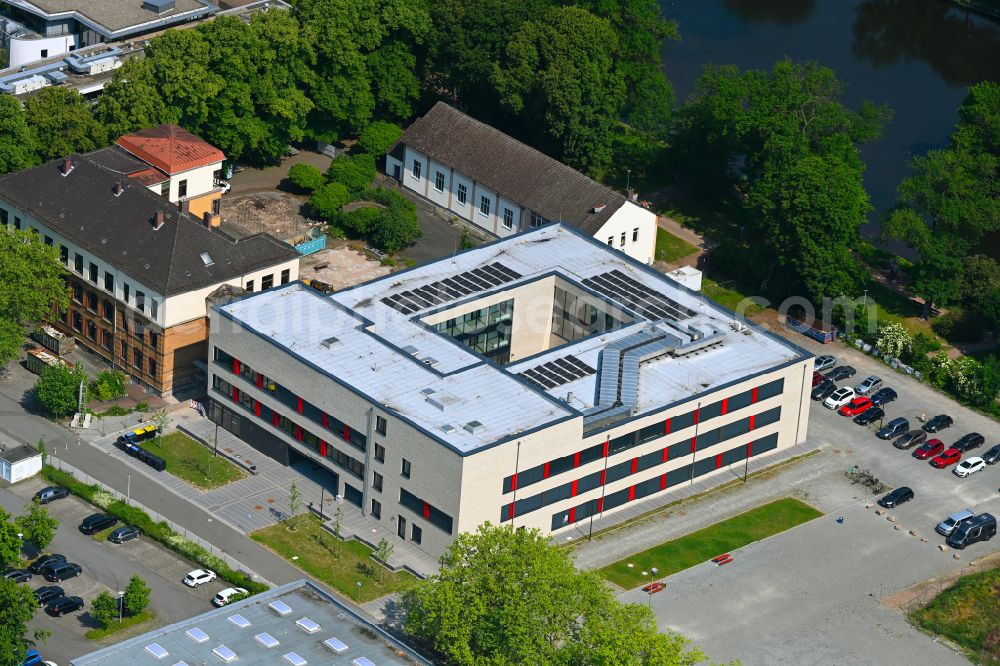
380;262;522;315
582;269;696;321
519;354;596;390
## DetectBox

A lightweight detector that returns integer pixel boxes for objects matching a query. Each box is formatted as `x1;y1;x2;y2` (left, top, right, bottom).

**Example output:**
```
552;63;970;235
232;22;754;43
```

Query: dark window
120;341;127;358
632;227;639;242
376;415;387;436
104;272;114;292
178;179;187;198
72;312;82;332
609;432;636;456
372;471;383;492
549;456;574;477
59;245;68;263
212;198;221;216
72;282;82;303
245;280;254;293
434;171;445;191
755;407;782;428
150;299;158;320
412;160;421;180
541;483;572;506
667;440;690;461
261;274;273;290
101;330;112;350
578;444;604;466
374;443;385;463
722;418;751;440
280;269;290;285
344;484;362;507
576;470;602;494
40;48;47;58
605;460;631;484
86;319;96;340
89;262;98;282
700;401;724;422
757;379;785;402
135;291;145;313
670;410;696;432
74;253;83;274
411;524;422;544
370;499;381;519
727;390;754;413
160;181;169;197
401;458;411;479
133;349;143;370
102;300;112;321
149;358;157;376
692;457;716;478
0;209;6;225
665;464;691;487
44;235;52;246
149;331;159;348
123;283;129;303
13;216;20;230
752;433;779;455
696;427;721;450
120;313;128;336
639;422;664;443
86;292;97;311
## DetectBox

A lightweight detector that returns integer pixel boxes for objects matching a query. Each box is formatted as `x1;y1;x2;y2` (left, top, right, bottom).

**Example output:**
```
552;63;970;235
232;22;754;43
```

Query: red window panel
662;447;669;463
752;387;759;403
509;502;516;520
342;425;350;442
294;425;303;441
721;398;729;415
233;359;240;374
715;453;723;469
510;473;518;492
571;479;578;497
597;497;604;513
599;469;606;486
319;441;327;457
231;386;239;402
747;441;753;457
749;415;756;431
573;451;581;468
256;374;264;389
543;462;550;479
631;458;638;474
693;409;700;424
422;502;430;519
690;438;696;454
253;400;261;417
660;474;667;490
321;413;329;428
568;507;576;524
628;486;635;501
664;418;671;434
272;413;280;427
602;440;609;457
296;397;303;414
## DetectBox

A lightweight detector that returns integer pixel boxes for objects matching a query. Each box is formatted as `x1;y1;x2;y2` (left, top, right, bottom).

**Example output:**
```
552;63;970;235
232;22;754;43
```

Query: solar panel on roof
255;632;279;648
582;270;695;321
228;613;251;627
296;617;321;633
213;645;238;663
352;658;376;666
268;600;293;615
283;652;307;666
145;643;169;660
519;353;597;391
323;637;349;653
185;627;209;643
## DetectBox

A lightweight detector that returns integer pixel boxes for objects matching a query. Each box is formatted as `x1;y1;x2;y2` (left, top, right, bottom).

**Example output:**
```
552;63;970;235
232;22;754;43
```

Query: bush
326;154;376;193
35;362;88;417
339;206;383;235
370;206;422;253
91;590;119;628
309;183;351;221
357;121;403;155
90;370;126;402
932;308;986;343
288;163;324;192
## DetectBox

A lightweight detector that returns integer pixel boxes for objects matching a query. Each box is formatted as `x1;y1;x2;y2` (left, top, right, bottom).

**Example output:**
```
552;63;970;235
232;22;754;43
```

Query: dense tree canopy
0;96;38;174
24;88;108;162
34;363;88;418
402;523;705;665
0;576;44;666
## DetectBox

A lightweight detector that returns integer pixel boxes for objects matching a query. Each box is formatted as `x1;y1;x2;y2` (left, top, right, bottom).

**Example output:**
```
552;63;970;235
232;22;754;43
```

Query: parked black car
853;407;885;426
877;486;914;508
811;379;837;401
2;568;31;583
28;554;65;575
946;513;996;550
870;387;898;407
32;585;64;606
922;414;953;433
33;486;69;505
876;417;909;440
824;366;857;381
893;430;928;450
42;562;81;582
983;444;1000;465
45;595;84;616
79;513;117;535
108;526;140;544
952;433;985;453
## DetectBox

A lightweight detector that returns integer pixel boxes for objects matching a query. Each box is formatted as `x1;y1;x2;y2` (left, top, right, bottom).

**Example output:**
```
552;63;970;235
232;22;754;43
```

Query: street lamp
355;581;362;602
118;591;124;623
646;567;659;607
626;169;631;194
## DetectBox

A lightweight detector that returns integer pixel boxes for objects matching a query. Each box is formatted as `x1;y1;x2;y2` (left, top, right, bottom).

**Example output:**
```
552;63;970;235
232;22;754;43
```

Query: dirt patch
299;244;391;290
221;191;323;243
882;550;1000;610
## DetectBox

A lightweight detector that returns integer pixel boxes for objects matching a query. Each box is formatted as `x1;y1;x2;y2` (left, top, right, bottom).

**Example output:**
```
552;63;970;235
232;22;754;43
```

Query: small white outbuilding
0;438;42;484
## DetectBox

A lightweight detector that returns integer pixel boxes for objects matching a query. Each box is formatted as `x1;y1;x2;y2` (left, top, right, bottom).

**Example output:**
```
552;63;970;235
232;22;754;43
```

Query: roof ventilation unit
463;420;484;434
425;390;459;411
61;157;74;177
421;356;439;367
268;600;292;616
402;344;419;355
440;423;457;434
591;204;606;214
320;336;341;349
143;0;176;13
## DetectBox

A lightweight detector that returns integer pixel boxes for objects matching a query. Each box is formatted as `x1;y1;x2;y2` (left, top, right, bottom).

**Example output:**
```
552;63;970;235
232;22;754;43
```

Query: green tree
288;163;325;192
90;370;126;402
23;87;108;162
357;121;403;155
0;576;47;666
309;183;351;220
90;590;119;628
366;40;421;121
492;6;626;176
0;508;22;569
0;95;38;174
15;504;58;552
288;481;301;524
325;154;376;193
0;227;68;368
123;574;151;616
372;537;393;582
339;206;383;235
34;363;88;418
95;58;166;139
401;523;704;665
370;206;421;253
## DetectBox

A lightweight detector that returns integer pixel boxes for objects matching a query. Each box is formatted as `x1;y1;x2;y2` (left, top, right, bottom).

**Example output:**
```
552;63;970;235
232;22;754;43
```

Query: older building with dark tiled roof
386;102;657;264
0;145;299;395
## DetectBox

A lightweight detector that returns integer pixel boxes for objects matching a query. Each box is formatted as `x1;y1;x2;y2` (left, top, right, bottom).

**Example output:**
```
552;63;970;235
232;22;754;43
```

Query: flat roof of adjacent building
71;580;430;665
0;444;40;464
217;224;808;455
6;0;216;36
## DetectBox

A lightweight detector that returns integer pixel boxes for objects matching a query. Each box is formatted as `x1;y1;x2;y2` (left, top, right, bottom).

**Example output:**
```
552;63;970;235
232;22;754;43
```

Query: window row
548;433;780;530
64;309;159;376
606;228;642;248
502;378;785;493
400;488;454;535
243;269;291;294
214;347;366;452
212;375;365;480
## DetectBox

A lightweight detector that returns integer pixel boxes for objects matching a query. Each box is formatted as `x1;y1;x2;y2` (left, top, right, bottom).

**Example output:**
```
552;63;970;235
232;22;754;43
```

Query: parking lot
3;478;237;664
615;337;1000;665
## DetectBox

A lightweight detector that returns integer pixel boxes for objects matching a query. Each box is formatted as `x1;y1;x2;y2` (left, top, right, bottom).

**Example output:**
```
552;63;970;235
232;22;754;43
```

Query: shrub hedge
42;466;268;594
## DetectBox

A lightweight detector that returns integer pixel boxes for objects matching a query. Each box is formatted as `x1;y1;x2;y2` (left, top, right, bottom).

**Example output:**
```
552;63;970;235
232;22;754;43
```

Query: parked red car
838;396;872;417
931;448;962;468
913;439;945;460
812;371;824;387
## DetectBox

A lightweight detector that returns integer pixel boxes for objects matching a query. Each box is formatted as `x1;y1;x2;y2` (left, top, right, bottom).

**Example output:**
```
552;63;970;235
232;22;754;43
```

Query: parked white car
219;181;231;194
212;587;248;607
824;387;855;410
183;569;217;587
954;457;986;478
855;375;882;395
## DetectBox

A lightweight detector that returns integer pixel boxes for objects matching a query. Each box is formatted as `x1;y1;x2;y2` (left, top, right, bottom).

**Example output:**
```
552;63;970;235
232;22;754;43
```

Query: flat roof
217;224;808;454
0;444;40;464
8;0;215;36
70;580;430;665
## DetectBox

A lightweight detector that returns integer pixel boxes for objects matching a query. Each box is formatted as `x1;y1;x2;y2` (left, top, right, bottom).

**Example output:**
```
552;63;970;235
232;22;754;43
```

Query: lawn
598;498;822;589
702;277;764;318
911;566;1000;657
85;610;154;640
655;228;699;264
252;513;417;603
141;432;245;490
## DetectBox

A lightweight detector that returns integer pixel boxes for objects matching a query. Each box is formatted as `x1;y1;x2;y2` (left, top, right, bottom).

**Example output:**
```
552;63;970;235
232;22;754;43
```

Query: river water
660;0;1000;238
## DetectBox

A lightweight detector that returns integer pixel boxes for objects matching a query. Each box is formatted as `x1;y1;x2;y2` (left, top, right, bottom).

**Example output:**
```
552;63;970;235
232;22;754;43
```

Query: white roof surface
218;225;806;454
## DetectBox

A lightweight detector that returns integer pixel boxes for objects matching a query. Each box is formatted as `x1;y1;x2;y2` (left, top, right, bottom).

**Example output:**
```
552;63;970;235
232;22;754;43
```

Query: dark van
946;513;997;550
79;513;117;535
876;417;909;440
